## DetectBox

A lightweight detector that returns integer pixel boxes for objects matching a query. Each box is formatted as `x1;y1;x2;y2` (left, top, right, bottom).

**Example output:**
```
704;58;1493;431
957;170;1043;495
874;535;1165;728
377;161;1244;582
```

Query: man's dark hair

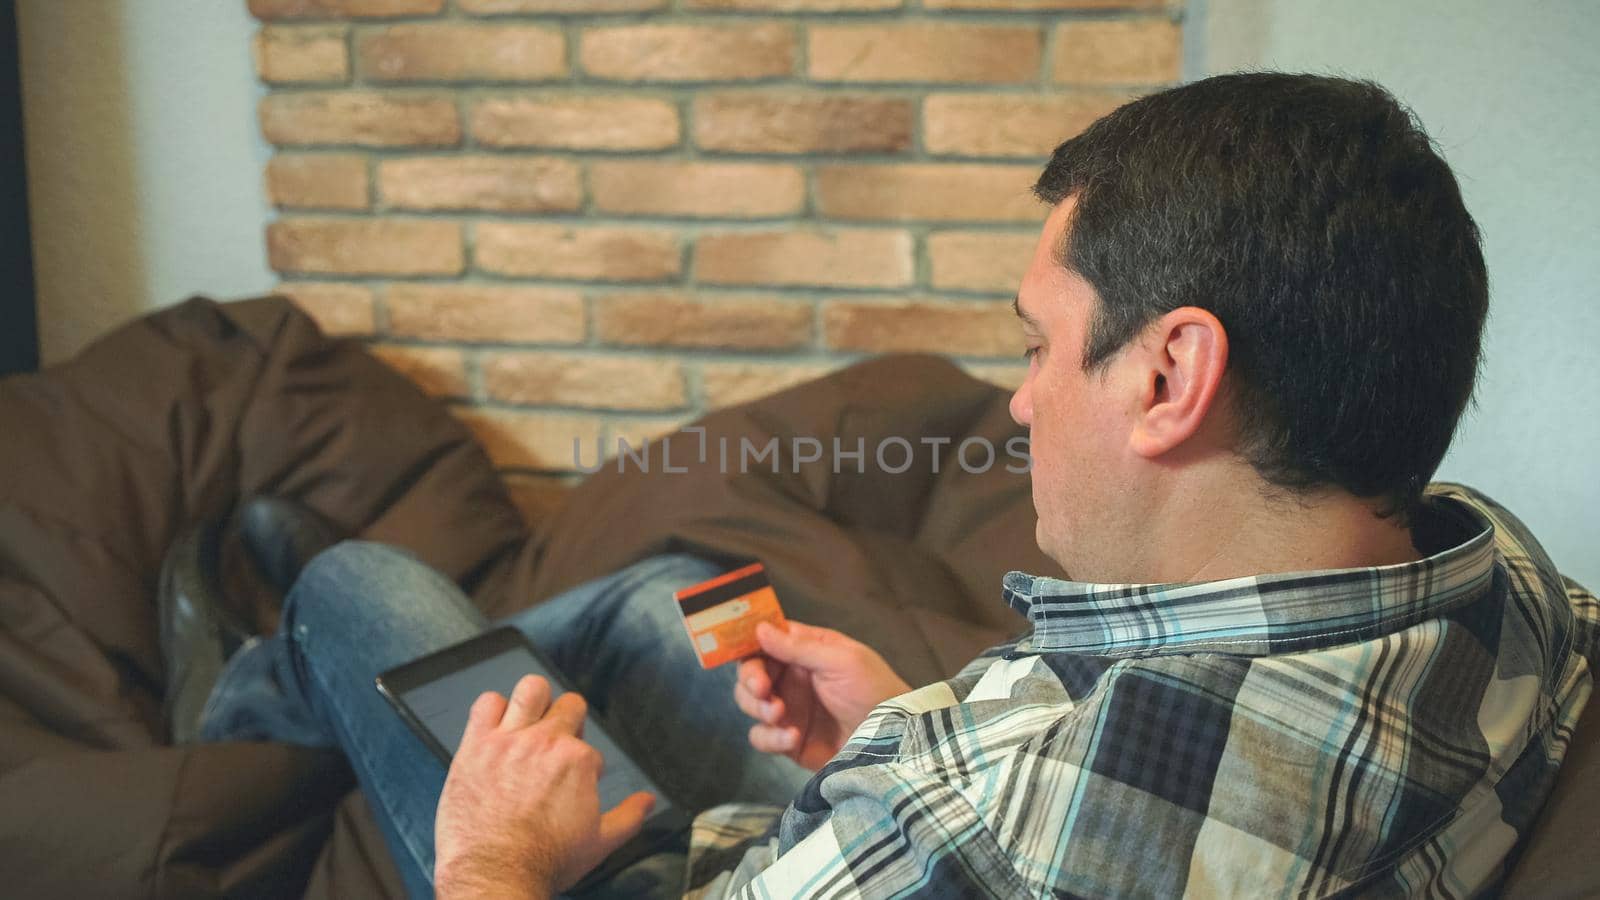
1035;72;1488;521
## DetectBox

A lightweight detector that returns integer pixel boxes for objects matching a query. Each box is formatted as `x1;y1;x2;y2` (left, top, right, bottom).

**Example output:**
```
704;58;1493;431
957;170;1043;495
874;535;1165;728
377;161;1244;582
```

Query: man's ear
1128;307;1229;458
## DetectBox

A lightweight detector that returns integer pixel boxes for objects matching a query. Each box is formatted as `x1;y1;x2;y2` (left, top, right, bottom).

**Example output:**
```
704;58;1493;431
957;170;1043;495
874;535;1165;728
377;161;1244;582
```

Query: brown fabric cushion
0;296;523;899
516;353;1061;685
301;793;410;900
2;297;1590;898
0;301;1058;898
1501;688;1600;898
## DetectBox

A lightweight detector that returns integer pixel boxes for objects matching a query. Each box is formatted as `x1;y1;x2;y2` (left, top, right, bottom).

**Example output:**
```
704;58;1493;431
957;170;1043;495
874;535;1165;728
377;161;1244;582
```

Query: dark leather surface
0;297;523;898
1500;689;1600;898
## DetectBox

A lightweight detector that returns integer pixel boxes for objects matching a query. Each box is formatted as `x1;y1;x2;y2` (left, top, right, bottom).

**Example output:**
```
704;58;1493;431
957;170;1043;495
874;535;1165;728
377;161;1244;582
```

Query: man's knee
618;553;725;592
603;553;726;635
293;541;422;601
309;539;418;570
287;540;472;640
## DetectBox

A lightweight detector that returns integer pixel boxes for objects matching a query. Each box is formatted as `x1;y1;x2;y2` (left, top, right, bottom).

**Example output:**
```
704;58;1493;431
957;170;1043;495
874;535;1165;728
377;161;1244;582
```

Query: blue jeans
200;543;810;899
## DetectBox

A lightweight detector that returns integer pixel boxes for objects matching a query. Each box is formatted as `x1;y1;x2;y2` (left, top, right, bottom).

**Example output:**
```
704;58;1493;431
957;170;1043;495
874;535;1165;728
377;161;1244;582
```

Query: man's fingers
594;792;656;859
464;690;508;737
775;667;815;723
753;621;797;662
748;723;800;755
733;678;762;719
499;675;551;731
541;691;589;735
735;679;785;723
737;657;772;699
755;620;851;671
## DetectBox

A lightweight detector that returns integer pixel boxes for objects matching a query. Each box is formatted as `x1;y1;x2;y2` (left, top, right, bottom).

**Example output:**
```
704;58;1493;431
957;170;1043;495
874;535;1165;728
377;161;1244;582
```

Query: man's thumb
595;792;655;857
757;620;846;669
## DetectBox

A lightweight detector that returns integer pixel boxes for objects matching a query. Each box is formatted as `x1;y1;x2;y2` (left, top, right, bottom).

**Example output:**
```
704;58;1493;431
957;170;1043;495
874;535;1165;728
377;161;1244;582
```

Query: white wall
17;0;274;364
1189;0;1600;587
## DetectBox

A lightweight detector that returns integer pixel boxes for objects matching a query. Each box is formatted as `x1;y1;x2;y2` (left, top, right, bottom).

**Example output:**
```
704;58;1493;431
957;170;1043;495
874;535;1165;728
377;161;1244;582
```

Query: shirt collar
1002;495;1497;658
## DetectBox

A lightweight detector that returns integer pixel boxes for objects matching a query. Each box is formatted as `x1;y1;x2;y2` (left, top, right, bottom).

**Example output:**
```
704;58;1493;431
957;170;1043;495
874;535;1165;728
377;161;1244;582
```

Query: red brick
379;156;580;212
249;0;443;19
357;24;566;83
275;282;377;336
593;292;812;349
822;298;1022;356
260;92;459;147
581;24;795;82
369;344;470;398
685;0;899;9
924;92;1129;157
606;416;692;452
815;164;1042;223
254;25;349;83
268;218;463;275
693;92;913;154
589;161;804;218
927;231;1038;293
456;409;606;471
502;473;575;525
265;153;370;209
476;223;681;282
1053;18;1181;86
700;361;836;407
461;0;664;12
483;352;688;411
809;23;1040;84
695;229;913;289
386;284;585;343
472;95;680;150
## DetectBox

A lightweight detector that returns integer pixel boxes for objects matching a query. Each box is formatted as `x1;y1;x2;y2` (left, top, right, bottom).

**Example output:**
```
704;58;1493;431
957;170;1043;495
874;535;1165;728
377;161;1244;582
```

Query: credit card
673;562;786;669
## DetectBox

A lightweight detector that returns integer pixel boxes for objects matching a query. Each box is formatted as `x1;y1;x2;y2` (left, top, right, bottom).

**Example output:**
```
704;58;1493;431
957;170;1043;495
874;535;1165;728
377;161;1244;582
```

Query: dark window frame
1;0;39;377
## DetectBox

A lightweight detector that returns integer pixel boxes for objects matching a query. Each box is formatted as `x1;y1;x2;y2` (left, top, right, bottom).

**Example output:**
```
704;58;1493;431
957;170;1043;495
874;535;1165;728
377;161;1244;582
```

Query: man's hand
733;621;911;771
433;675;655;900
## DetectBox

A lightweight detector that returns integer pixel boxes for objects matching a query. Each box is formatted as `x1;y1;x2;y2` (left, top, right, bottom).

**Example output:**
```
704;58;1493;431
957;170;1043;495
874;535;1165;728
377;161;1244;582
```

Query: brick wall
248;0;1183;521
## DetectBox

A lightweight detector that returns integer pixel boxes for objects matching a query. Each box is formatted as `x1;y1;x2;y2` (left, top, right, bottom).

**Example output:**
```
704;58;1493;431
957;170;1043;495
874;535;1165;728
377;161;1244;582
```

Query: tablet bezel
375;627;695;890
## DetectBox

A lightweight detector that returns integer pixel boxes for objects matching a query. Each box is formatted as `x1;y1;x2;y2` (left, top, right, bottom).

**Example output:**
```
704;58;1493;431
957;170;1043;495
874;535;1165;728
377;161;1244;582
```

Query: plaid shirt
684;484;1598;898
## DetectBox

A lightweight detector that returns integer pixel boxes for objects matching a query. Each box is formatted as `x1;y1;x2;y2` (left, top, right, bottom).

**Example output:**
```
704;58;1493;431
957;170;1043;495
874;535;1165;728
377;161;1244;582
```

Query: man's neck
1144;478;1422;585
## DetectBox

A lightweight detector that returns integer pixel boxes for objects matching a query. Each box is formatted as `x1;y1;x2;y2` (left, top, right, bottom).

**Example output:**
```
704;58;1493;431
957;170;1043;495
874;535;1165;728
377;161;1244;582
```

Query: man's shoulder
1427;481;1570;581
1427;481;1597;653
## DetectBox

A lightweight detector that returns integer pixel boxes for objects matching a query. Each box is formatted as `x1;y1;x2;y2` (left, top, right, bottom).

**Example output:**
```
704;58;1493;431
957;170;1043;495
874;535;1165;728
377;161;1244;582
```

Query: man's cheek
1029;463;1055;518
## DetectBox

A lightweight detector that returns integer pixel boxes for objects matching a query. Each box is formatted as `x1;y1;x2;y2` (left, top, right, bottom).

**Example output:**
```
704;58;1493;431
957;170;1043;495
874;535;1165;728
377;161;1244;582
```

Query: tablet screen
394;641;668;812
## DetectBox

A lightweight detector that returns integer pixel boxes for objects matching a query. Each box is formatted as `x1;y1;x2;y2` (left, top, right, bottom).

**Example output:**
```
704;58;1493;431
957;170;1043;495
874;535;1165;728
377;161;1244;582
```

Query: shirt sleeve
723;761;1033;899
683;804;786;900
1566;576;1599;664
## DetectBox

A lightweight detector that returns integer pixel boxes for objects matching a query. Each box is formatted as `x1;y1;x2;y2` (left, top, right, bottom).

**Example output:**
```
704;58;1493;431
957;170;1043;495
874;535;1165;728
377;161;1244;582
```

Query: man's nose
1009;382;1031;427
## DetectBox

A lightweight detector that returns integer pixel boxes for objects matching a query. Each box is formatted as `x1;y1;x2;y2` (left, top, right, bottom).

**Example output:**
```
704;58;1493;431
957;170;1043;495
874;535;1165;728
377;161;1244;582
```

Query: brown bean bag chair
0;297;1592;898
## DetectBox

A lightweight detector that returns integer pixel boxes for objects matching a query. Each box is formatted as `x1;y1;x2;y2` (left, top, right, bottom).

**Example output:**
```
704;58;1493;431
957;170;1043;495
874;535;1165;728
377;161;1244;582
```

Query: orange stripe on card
674;562;766;599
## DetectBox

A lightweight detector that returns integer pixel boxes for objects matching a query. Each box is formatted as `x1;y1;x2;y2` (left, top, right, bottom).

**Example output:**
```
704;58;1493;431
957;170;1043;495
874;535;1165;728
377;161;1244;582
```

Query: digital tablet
375;627;690;890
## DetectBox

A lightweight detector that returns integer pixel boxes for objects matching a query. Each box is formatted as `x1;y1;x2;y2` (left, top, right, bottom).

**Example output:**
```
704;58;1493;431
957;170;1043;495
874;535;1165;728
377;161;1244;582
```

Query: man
187;73;1596;897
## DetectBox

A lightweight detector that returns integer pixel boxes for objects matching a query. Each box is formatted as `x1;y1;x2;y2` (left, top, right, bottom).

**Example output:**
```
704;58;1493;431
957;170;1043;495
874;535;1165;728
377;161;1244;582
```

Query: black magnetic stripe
677;571;771;617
